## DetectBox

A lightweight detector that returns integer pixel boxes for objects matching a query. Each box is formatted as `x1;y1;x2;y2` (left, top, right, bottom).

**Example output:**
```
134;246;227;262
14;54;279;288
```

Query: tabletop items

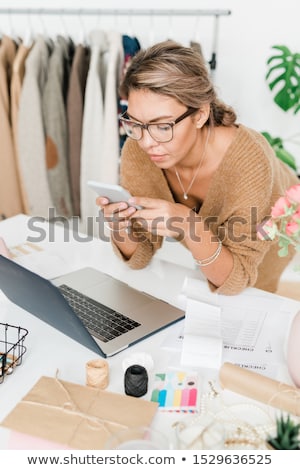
219;362;300;417
124;365;149;398
150;371;200;413
1;374;158;449
1;214;300;450
0;322;28;384
85;358;109;389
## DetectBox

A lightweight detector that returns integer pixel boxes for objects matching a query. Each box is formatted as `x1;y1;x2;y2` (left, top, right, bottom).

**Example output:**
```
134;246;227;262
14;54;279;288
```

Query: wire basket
0;322;28;384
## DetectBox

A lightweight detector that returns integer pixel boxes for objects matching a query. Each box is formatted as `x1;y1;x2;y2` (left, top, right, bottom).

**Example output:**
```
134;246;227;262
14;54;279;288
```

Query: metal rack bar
0;8;231;17
0;7;231;74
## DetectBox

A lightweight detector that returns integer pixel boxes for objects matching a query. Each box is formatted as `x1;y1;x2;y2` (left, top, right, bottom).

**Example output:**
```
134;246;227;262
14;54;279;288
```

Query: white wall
1;0;300;170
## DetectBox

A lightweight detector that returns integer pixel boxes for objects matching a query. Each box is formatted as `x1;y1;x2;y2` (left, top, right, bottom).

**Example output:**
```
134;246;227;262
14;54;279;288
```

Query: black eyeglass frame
119;107;198;143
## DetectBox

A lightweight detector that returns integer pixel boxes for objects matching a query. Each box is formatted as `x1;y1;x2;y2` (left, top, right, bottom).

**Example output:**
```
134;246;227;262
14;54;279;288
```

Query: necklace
174;127;211;200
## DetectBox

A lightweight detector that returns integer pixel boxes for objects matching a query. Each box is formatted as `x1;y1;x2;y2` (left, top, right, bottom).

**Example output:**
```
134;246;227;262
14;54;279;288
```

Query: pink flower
257;183;300;261
286;184;300;204
292;207;300;221
257;219;277;240
271;196;291;217
285;220;300;236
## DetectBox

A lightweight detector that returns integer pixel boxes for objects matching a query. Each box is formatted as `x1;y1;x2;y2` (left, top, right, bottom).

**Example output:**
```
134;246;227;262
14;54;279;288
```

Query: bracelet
103;221;128;233
194;238;222;267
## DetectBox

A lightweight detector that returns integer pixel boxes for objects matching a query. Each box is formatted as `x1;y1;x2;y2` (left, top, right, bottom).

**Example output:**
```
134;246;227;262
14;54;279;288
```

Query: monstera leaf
262;131;297;171
266;45;300;114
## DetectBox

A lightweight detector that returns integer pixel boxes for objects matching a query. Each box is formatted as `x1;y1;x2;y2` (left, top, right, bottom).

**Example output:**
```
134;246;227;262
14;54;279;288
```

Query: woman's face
125;89;203;169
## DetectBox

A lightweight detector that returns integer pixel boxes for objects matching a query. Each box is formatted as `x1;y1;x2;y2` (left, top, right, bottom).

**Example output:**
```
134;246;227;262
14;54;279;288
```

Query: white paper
178;276;217;309
173;276;300;376
181;298;222;369
181;334;222;369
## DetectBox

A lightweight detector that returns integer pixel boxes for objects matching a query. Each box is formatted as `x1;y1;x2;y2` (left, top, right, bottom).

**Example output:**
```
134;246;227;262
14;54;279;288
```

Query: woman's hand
127;197;192;240
96;197;137;232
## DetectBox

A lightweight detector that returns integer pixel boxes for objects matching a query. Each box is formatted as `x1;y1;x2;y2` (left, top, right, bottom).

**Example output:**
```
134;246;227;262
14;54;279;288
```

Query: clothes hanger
208;14;219;80
22;9;34;48
95;9;102;31
77;10;88;46
7;8;20;44
192;15;201;45
126;9;134;38
113;8;120;33
37;9;53;49
148;11;155;45
59;9;68;38
38;10;47;36
166;11;174;40
57;9;74;49
190;15;205;62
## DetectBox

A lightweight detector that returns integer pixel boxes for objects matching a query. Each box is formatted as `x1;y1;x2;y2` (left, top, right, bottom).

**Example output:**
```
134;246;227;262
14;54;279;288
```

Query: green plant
267;414;300;450
262;45;300;172
266;45;300;114
262;132;297;171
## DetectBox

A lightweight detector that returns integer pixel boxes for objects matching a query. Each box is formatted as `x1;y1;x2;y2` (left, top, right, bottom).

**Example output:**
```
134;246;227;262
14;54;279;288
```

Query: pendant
183;193;188;200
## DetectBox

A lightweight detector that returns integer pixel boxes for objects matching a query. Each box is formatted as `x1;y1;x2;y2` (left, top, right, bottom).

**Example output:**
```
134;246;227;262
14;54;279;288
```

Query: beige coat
0;36;24;218
11;41;32;214
18;36;54;217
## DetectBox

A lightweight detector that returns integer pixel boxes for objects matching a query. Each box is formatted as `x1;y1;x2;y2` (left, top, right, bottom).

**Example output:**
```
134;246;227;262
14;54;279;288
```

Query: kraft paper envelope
1;376;158;449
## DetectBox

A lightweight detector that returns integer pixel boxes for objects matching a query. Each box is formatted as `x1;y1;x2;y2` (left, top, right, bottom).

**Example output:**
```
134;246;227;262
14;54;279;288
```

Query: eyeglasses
119;107;198;143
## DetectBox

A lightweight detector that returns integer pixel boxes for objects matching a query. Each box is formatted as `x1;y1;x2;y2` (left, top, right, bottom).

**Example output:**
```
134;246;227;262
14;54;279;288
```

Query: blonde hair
120;40;237;127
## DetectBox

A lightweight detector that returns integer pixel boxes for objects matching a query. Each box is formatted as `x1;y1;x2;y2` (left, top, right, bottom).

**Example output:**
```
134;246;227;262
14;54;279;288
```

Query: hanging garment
66;43;90;217
80;30;107;235
18;35;54;218
101;30;124;184
190;40;205;61
10;41;32;214
42;35;74;217
118;35;141;151
0;35;24;219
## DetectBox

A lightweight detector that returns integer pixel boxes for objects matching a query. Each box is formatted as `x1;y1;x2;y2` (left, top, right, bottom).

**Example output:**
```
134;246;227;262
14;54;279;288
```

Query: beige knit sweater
114;124;299;295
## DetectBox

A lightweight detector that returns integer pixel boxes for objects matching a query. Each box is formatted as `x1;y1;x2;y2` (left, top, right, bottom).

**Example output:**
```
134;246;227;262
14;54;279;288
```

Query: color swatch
150;371;199;412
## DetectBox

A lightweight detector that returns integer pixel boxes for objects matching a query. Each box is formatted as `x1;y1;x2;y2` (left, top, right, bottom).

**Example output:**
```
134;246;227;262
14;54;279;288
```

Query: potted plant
267;414;300;450
262;45;300;173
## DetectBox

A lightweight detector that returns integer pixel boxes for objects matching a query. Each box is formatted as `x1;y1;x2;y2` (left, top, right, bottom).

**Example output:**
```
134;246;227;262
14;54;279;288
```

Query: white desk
0;214;299;450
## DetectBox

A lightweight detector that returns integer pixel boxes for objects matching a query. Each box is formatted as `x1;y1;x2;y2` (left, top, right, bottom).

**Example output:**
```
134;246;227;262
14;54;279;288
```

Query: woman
97;40;298;295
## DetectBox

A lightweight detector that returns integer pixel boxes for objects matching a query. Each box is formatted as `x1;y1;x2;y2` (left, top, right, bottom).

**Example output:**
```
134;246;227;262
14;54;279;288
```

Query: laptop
0;255;184;357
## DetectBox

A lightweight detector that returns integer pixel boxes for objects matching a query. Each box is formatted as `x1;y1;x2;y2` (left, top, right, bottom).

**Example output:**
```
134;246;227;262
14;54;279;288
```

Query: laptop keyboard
58;284;141;343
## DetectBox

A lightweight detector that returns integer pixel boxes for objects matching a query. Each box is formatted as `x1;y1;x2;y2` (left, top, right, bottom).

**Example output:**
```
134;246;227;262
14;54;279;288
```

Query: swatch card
150;371;200;412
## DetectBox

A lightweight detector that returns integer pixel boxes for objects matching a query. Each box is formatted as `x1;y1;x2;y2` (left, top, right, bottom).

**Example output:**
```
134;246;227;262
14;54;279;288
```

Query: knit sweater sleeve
111;138;174;269
204;125;299;295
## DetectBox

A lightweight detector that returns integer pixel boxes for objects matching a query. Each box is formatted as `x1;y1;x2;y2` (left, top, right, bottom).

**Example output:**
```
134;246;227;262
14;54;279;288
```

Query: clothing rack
0;8;231;17
0;8;231;72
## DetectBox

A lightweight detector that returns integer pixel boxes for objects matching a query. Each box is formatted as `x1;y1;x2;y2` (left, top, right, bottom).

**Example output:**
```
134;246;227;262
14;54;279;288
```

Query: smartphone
87;180;142;209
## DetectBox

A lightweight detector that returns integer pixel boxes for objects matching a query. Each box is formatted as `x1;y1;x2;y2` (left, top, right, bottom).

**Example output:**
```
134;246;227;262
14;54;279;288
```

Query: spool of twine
86;358;109;389
124;364;148;397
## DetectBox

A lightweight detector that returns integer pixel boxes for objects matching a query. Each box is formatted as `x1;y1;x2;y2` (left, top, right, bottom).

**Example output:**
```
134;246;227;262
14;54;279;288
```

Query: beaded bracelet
194;238;222;267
